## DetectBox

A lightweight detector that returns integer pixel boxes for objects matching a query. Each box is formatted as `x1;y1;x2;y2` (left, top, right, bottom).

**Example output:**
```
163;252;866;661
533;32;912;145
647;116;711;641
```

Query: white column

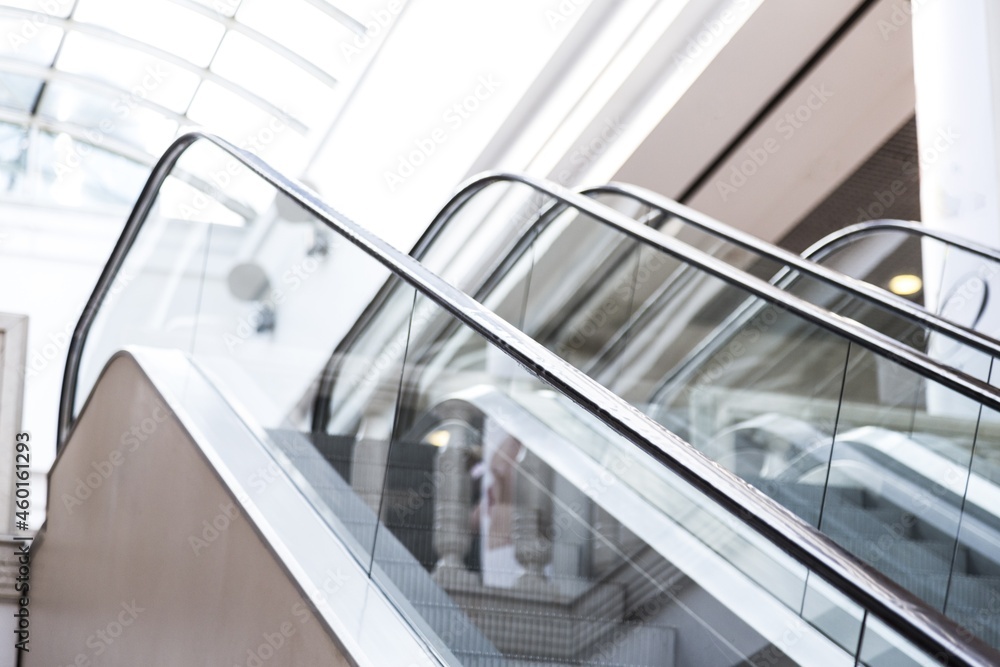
913;0;1000;249
912;0;1000;407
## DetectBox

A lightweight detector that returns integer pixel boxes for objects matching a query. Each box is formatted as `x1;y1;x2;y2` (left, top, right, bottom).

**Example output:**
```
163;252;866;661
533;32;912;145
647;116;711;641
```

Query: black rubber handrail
60;133;1000;666
312;177;1000;432
805;218;1000;266
586;182;1000;359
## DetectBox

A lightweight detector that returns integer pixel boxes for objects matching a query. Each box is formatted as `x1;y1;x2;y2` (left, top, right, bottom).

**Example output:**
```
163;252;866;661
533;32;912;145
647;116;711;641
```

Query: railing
59;132;1000;665
584;183;1000;358
805;218;1000;267
415;174;1000;405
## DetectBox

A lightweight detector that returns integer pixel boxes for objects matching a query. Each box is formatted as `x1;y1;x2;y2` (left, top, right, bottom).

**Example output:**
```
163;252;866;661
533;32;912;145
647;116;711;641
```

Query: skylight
0;0;367;211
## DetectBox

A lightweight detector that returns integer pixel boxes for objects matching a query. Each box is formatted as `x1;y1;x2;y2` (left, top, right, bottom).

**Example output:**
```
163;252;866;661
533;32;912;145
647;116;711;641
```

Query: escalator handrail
310;173;671;431
311;174;577;431
647;218;1000;402
804;216;1000;263
333;170;1000;414
311;176;1000;433
586;183;1000;359
60;132;1000;666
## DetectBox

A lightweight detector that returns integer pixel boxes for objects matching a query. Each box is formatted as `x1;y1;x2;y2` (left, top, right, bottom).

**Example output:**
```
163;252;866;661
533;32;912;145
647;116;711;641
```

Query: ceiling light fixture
889;274;922;296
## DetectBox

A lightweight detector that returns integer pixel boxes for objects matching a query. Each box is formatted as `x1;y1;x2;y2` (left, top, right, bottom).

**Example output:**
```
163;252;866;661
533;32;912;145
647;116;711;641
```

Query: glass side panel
946;404;1000;648
821;343;978;612
859;616;947;667
811;228;1000;383
76;209;213;415
397;182;1000;652
415;180;564;300
594;195;1000;381
369;292;863;665
586;189;788;282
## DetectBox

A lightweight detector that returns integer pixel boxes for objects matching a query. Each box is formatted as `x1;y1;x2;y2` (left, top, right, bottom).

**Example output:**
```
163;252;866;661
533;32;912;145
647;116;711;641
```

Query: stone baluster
351;435;389;515
432;425;476;587
513;448;554;590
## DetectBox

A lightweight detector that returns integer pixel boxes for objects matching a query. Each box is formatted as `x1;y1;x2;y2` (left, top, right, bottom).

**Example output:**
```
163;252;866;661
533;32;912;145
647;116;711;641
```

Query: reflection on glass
821;345;976;612
356;293;868;665
859;616;943;667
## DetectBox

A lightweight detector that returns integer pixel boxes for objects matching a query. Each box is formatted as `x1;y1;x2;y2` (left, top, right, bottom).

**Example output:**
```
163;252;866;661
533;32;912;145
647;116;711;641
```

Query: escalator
441;179;1000;649
385;175;1000;650
31;133;1000;665
304;170;1000;653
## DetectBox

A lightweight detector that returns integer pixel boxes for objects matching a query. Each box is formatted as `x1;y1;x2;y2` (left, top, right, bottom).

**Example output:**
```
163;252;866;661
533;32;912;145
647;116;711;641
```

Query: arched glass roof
0;0;371;210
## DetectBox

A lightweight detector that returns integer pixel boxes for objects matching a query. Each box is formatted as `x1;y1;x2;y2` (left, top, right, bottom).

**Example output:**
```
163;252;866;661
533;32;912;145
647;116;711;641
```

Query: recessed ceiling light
889;274;922;296
424;429;451;448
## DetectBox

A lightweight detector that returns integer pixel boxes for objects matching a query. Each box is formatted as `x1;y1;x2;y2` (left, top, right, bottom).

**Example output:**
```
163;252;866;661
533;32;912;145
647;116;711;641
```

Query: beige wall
25;354;350;666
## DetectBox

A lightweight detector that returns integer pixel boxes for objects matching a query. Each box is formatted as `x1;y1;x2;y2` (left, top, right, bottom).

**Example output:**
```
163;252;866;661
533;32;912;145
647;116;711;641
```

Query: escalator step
946;607;1000;650
820;506;917;541
753;480;825;516
835;535;953;574
946;574;1000;614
